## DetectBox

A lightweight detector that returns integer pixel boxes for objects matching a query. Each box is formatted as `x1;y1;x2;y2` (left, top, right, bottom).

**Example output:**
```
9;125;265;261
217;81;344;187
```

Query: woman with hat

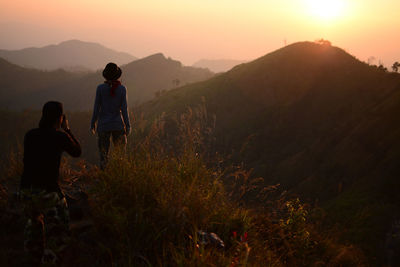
90;62;131;169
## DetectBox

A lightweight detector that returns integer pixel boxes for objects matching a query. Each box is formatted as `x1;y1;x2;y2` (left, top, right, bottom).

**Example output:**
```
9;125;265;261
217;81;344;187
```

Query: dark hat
102;62;122;81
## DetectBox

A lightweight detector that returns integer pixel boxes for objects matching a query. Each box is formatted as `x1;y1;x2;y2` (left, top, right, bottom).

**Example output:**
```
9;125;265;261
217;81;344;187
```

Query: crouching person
20;101;81;265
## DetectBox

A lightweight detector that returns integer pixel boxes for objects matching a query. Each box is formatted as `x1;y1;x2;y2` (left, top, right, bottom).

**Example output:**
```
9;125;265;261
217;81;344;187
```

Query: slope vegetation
140;41;400;261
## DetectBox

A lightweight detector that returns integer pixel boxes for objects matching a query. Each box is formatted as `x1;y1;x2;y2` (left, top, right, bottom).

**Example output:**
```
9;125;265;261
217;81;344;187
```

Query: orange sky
0;0;399;66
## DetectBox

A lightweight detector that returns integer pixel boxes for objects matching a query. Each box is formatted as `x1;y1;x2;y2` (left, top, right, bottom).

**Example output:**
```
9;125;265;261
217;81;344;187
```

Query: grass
76;107;366;266
0;106;369;266
88;110;250;266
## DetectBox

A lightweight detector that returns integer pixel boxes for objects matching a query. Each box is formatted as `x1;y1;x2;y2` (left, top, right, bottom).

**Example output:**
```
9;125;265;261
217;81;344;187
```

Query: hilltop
0;54;213;110
122;53;214;103
140;41;400;262
0;40;137;71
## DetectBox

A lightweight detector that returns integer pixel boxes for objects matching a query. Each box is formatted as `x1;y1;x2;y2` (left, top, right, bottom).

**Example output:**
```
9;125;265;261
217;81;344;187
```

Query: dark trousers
98;130;127;169
22;190;70;265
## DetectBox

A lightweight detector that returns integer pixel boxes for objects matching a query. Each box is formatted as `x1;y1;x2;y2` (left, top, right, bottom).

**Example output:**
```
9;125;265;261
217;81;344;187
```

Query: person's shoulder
97;83;108;90
119;84;127;92
24;128;56;142
26;128;39;134
25;128;39;138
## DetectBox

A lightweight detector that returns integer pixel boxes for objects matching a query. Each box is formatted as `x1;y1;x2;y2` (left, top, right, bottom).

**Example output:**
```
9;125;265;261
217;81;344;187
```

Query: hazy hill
192;59;247;73
0;54;213;110
140;41;400;260
122;53;214;103
0;58;85;110
0;40;137;71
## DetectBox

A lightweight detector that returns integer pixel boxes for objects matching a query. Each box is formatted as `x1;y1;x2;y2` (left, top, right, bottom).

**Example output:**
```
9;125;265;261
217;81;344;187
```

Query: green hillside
139;41;400;261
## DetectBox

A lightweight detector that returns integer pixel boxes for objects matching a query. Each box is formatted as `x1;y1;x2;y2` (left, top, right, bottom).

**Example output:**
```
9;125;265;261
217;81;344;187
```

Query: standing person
20;101;81;265
91;62;131;169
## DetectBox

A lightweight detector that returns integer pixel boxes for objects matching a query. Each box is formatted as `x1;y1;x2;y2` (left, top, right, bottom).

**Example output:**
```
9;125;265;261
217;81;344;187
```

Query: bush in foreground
84;108;367;266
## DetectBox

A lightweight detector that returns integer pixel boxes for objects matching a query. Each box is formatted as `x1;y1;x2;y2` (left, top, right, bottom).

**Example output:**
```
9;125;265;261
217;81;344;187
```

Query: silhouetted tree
315;39;331;46
392;62;400;73
378;64;388;72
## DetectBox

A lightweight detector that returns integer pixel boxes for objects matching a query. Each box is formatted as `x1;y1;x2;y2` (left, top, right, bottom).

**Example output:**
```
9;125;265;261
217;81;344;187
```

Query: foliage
392;61;400;73
88;107;250;265
79;108;359;266
137;41;400;263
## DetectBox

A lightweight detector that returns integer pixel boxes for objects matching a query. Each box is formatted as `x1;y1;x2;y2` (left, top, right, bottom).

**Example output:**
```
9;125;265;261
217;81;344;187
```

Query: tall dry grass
85;105;366;266
0;104;368;266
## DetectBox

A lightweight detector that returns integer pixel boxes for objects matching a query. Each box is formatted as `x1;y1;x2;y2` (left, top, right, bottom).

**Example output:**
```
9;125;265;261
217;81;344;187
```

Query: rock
197;230;225;249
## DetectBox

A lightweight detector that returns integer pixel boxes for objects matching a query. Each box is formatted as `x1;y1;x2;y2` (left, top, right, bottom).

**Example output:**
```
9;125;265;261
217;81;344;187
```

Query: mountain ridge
0;40;137;71
0;53;214;110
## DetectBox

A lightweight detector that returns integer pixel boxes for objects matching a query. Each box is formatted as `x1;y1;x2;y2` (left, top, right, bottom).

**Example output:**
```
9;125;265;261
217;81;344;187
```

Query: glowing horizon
0;0;399;66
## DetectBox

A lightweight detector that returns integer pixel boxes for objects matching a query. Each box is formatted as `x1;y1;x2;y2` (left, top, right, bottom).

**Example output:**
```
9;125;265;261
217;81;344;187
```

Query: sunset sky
0;0;399;66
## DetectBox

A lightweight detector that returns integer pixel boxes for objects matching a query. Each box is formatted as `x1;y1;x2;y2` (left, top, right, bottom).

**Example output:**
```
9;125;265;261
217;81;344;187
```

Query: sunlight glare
306;0;346;20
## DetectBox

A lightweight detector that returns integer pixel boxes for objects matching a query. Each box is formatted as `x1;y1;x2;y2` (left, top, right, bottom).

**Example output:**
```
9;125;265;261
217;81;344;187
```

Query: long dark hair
39;101;63;128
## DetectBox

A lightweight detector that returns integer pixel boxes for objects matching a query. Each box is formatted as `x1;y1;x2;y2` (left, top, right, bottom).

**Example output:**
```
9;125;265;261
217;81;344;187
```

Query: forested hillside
139;41;400;261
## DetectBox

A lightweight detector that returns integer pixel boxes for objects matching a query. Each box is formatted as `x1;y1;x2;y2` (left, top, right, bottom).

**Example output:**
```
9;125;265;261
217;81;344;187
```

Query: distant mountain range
192;59;248;73
0;53;213;110
0;40;137;71
141;41;400;262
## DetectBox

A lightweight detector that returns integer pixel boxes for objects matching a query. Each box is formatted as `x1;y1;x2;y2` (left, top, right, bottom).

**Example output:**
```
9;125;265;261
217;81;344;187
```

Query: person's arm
91;86;101;132
121;87;131;135
62;129;82;157
19;133;31;190
61;116;82;157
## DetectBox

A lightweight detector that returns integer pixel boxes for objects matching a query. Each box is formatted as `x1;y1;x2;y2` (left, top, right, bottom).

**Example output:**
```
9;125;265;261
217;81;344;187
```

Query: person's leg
24;212;45;265
111;130;127;152
44;192;70;261
98;131;111;169
22;190;46;265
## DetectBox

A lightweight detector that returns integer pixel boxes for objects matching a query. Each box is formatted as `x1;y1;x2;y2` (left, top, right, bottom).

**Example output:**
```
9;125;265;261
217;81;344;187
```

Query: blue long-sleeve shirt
91;83;131;133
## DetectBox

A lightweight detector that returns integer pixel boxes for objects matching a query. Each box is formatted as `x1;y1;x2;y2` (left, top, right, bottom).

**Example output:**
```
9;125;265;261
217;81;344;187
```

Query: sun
306;0;346;20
